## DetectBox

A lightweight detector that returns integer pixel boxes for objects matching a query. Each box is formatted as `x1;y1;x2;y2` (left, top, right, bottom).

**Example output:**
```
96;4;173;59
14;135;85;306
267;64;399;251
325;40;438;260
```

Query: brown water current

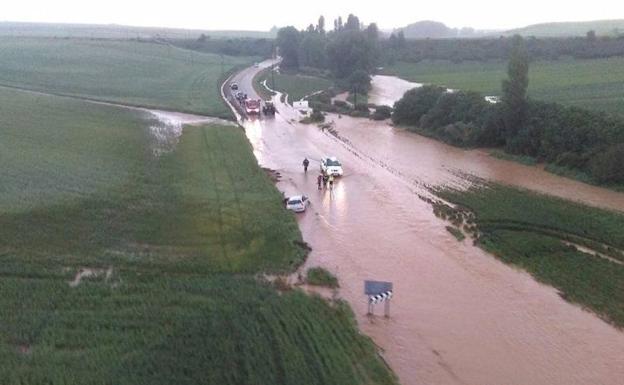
232;65;624;385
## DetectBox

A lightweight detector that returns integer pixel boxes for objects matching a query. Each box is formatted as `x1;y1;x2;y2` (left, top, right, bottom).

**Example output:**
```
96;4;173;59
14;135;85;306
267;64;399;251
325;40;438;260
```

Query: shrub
333;100;349;108
371;105;393;120
590;144;624;183
306;267;339;288
391;85;446;125
354;102;369;112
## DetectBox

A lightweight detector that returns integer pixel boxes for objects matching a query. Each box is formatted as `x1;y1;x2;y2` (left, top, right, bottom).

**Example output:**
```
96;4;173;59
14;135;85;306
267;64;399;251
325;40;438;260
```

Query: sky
2;0;623;31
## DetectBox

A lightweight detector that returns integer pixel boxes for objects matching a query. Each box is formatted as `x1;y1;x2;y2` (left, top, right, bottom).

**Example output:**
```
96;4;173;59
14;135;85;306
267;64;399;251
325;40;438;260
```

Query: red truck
245;99;261;115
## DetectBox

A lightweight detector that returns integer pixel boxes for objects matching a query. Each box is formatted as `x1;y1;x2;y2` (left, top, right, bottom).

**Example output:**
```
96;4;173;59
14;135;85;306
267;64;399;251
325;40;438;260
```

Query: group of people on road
317;172;335;190
303;157;334;190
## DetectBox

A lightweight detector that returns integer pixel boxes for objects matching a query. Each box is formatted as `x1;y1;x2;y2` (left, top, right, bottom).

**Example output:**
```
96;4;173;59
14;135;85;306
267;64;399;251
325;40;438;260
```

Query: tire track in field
212;127;250;240
188;70;208;111
200;126;228;263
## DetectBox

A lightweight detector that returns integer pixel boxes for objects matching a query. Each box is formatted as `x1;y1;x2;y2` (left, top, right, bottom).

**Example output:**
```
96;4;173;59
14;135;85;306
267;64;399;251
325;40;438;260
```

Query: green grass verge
256;70;333;103
0;89;397;384
306;267;340;288
434;181;624;327
0;37;256;118
383;57;624;116
252;68;276;100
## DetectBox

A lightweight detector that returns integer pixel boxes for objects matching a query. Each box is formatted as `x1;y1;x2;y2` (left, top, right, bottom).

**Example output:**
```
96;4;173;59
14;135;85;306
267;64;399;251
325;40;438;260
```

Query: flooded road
231;64;624;385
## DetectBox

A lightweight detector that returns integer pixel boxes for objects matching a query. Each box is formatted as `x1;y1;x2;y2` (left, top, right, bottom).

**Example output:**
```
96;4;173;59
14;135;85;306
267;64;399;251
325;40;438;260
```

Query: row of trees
170;36;274;57
392;36;624;184
276;14;380;92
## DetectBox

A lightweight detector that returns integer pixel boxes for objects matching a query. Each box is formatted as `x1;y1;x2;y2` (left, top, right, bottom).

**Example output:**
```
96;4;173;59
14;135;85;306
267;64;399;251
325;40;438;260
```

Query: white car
320;157;344;177
285;195;310;213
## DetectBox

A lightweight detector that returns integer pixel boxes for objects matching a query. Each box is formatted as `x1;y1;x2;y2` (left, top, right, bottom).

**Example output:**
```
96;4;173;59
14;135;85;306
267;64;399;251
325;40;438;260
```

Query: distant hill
503;19;624;37
0;21;275;39
396;20;499;39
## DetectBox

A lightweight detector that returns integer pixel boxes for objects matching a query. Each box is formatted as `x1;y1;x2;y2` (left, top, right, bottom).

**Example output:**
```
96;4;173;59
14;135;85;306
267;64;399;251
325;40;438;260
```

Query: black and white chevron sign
368;290;393;304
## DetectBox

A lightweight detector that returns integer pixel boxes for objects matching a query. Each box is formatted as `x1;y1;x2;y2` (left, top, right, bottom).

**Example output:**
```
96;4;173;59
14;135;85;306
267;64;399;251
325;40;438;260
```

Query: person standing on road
317;174;323;190
328;174;335;190
303;158;310;173
322;173;329;188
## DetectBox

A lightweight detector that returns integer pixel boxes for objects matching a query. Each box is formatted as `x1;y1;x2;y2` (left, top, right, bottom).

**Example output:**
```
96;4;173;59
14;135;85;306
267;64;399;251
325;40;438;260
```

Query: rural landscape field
0;38;253;117
0;82;397;384
382;57;624;116
2;3;624;385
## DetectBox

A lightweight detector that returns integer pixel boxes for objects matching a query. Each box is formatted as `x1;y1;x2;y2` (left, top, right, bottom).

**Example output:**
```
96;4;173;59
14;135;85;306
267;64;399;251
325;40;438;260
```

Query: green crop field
503;19;624;37
257;70;333;102
0;21;275;39
383;57;624;116
434;181;624;327
0;37;255;118
0;88;397;384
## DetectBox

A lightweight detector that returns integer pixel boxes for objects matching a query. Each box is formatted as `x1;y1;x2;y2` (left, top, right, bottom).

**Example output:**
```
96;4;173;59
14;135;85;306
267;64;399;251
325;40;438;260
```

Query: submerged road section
225;61;624;385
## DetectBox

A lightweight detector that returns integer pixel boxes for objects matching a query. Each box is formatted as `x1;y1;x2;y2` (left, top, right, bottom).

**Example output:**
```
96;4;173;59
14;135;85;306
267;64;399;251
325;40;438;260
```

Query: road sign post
364;280;393;317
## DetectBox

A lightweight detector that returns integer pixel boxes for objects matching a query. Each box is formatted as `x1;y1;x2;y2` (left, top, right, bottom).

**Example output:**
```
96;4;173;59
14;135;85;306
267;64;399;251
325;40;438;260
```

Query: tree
326;30;376;79
347;70;372;101
587;30;597;42
317;16;326;35
397;30;406;48
276;26;301;68
345;14;361;31
366;23;379;41
392;86;446;125
590;144;624;183
501;35;529;141
299;33;327;68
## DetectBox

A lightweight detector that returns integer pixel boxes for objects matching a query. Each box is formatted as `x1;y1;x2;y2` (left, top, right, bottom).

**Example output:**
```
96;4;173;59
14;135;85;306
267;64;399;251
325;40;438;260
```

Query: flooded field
231;66;624;385
369;75;421;107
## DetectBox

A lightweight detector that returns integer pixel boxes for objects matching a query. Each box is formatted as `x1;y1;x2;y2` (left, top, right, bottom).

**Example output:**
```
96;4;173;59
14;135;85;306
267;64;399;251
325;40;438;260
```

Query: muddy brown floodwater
369;75;421;107
232;65;624;385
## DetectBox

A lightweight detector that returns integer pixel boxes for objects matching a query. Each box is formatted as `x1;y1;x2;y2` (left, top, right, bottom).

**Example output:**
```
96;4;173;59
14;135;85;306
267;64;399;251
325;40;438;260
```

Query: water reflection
243;118;265;163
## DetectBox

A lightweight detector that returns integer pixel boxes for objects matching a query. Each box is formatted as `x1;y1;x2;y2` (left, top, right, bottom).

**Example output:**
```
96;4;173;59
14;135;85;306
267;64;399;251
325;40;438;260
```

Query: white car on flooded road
285;195;310;213
321;156;344;177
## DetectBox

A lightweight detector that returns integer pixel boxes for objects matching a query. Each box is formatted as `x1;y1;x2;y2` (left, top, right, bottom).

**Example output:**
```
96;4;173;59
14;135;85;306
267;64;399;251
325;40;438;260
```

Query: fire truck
245;99;261;115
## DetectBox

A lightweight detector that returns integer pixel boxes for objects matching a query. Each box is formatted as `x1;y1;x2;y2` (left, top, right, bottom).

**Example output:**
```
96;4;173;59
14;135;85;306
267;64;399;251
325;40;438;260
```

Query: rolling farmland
0;86;397;384
383;57;624;116
0;37;255;118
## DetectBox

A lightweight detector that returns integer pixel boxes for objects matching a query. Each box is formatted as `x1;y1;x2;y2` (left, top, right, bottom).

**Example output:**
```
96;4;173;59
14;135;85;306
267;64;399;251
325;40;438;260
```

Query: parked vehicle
285;195;310;213
320;157;344;177
262;100;276;115
230;82;239;90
